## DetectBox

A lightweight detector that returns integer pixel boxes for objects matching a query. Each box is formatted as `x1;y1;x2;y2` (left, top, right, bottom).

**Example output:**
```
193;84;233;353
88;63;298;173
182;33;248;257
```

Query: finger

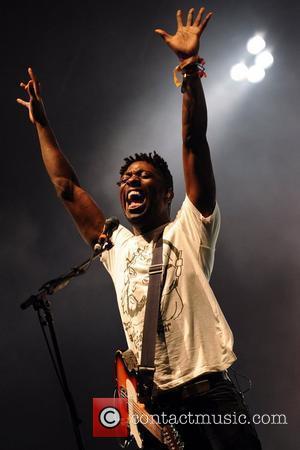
28;80;37;99
176;9;183;29
154;28;171;41
199;12;213;34
20;81;32;95
28;67;41;96
187;8;194;26
16;98;29;107
194;7;205;27
28;67;37;82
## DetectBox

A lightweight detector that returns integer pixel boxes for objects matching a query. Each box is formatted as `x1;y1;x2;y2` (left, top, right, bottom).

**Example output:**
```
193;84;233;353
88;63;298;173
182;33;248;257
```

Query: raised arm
155;7;216;216
17;68;105;246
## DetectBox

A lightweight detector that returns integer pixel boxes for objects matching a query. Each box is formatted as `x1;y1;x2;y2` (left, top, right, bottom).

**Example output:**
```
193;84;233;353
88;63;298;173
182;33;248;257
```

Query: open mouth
126;190;147;212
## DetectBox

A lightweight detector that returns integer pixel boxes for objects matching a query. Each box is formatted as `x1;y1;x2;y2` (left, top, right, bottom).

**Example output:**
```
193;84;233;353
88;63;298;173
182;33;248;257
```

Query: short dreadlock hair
119;151;173;191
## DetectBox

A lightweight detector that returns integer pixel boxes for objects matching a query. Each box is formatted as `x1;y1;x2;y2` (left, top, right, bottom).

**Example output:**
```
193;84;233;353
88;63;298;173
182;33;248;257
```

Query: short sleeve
100;224;132;277
178;195;221;249
175;195;221;279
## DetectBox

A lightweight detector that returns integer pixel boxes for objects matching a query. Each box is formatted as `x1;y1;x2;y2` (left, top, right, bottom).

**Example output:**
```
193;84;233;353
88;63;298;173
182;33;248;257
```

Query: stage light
255;50;274;69
247;35;266;55
230;34;272;84
230;62;249;81
247;65;265;83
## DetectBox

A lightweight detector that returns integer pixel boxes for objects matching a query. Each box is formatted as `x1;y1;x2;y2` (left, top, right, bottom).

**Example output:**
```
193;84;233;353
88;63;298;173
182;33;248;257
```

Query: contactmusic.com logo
93;398;129;438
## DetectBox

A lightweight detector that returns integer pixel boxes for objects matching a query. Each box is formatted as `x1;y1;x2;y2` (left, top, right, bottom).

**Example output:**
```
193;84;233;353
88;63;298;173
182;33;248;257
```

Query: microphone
94;216;119;252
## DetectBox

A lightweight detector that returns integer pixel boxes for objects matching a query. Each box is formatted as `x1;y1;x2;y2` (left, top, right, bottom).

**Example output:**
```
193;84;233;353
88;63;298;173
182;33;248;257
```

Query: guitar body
115;350;143;447
115;349;138;396
115;349;184;450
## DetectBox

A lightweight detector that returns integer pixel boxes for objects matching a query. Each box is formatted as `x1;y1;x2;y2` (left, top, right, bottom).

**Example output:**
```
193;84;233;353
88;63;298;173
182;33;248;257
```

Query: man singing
18;6;262;449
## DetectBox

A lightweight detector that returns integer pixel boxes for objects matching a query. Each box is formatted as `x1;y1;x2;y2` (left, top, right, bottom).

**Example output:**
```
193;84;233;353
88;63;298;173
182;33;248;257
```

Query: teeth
127;191;145;203
128;191;141;200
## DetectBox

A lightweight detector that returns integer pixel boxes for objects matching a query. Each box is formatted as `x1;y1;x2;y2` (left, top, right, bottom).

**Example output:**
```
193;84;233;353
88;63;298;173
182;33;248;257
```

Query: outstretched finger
20;81;28;90
28;80;37;99
194;7;205;27
28;67;41;97
176;10;183;29
28;67;37;82
199;12;213;34
16;98;29;107
154;28;171;41
187;8;194;26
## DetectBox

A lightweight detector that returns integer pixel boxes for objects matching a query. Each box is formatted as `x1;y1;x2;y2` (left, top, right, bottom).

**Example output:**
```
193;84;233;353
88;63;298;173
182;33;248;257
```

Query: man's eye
117;172;152;185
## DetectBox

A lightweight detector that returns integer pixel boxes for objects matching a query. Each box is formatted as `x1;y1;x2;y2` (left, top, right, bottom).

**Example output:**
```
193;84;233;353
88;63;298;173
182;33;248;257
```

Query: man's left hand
155;7;213;60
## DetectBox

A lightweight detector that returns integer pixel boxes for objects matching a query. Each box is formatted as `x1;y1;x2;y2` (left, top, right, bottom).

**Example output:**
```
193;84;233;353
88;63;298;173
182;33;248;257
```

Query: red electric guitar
115;350;184;450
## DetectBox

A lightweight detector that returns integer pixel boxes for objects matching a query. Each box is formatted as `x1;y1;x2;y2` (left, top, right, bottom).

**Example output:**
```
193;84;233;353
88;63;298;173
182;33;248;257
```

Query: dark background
1;1;299;449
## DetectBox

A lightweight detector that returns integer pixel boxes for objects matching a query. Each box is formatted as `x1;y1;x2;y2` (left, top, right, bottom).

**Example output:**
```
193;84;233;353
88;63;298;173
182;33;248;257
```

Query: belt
155;371;231;403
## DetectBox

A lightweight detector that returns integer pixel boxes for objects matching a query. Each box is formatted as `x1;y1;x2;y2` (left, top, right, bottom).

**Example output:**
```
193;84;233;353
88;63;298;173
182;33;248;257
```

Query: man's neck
132;217;170;236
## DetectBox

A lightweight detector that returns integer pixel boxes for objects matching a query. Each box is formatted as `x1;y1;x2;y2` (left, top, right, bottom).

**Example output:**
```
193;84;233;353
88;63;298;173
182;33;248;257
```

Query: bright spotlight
247;35;266;55
247;65;265;83
230;62;248;81
255;50;274;69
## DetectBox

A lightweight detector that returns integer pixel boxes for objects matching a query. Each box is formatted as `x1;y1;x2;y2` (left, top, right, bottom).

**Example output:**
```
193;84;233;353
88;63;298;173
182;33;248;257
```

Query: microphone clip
93;216;119;254
93;236;113;254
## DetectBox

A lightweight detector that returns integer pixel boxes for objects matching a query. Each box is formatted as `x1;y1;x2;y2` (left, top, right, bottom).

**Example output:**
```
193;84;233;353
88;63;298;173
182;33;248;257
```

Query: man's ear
166;189;174;203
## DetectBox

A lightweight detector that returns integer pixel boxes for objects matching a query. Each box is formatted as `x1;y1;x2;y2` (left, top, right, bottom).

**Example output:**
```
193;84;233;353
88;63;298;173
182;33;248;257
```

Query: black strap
140;233;164;374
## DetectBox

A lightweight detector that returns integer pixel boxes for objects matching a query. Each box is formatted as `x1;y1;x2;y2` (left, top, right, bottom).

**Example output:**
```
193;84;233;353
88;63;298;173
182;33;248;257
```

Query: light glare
247;65;265;83
255;50;274;69
230;63;248;81
247;35;266;55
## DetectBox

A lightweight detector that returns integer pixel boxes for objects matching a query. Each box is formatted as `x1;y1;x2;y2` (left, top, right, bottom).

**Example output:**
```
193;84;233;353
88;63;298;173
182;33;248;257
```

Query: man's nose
127;174;141;186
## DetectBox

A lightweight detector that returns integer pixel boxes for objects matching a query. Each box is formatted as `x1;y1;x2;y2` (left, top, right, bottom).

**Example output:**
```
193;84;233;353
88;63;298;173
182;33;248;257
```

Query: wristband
173;55;207;90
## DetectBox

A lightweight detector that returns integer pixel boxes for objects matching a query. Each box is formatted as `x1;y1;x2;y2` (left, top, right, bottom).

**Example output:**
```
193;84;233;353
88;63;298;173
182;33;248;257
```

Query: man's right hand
17;67;105;247
17;67;48;126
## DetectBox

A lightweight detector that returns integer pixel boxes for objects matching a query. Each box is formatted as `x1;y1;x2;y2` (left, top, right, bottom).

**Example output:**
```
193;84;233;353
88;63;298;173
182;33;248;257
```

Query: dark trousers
142;377;262;450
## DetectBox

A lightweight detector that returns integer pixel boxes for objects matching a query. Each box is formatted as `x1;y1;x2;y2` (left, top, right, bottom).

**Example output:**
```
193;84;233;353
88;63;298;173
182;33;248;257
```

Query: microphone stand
20;240;113;450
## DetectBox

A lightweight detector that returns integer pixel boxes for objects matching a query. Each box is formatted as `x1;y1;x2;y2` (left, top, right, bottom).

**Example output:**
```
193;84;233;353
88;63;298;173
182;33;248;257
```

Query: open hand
17;68;47;126
155;7;212;60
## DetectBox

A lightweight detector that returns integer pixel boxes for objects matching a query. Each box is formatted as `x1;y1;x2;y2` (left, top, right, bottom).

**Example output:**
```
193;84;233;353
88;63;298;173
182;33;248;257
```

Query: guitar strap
139;231;164;401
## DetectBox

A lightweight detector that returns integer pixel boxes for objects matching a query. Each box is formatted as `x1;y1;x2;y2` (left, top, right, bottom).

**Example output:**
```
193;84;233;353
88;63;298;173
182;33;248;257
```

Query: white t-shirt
101;195;236;390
